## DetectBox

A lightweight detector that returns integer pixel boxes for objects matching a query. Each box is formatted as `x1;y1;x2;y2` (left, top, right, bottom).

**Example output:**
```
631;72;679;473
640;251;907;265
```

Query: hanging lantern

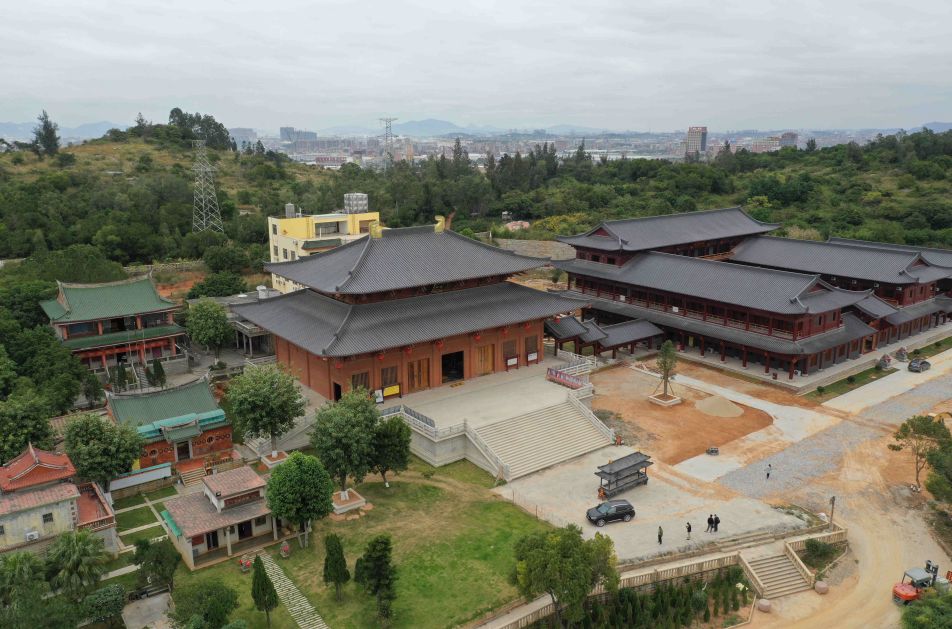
404;346;413;355
435;339;445;348
377;352;385;361
523;322;532;330
501;327;509;336
334;361;343;369
554;315;562;323
473;332;482;341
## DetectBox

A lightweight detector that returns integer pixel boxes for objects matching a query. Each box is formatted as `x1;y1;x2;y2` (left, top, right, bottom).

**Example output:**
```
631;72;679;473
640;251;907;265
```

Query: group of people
657;514;722;545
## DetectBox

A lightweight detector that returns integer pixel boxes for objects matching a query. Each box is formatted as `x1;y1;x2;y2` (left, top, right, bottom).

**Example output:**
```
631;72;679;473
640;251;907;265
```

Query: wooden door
475;344;495;376
407;358;430;393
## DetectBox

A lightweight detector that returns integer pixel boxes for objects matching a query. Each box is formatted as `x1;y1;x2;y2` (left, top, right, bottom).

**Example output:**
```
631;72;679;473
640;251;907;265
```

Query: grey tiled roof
544;316;589;340
556;207;778;252
828;237;952;269
266;226;544;294
853;295;899;319
598;319;664;347
731;237;952;285
555;252;870;314
885;296;952;325
544;316;661;347
232;283;587;358
564;291;875;355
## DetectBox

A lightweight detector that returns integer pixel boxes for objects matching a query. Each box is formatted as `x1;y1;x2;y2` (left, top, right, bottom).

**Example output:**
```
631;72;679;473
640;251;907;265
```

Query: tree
888;415;952;487
0;389;54;463
227;364;306;452
926;446;952;502
372;415;411;488
46;529;107;602
151;358;167;388
82;372;104;408
266;451;334;547
656;340;678;398
311;389;379;492
251;556;279;627
170;580;239;629
805;138;817;152
186;272;247;299
133;539;181;592
355;534;396;620
512;525;619;626
64;414;143;490
323;533;351;601
83;584;126;627
115;363;128;391
33;110;60;156
0;551;46;605
186;298;232;359
902;588;952;628
203;245;248;274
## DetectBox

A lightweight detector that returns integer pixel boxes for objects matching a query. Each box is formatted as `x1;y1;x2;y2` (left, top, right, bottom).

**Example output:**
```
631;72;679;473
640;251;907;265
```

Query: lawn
102;552;135;574
807;365;898;402
117;506;159;531
144;486;180;502
910;335;952;360
120;524;166;547
112;493;146;510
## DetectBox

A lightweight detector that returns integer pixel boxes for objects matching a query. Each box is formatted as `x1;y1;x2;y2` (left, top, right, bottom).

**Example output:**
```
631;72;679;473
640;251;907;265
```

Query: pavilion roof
40;275;176;323
555;251;871;315
266;225;544;295
108;379;222;430
556;207;778;252
731;236;952;285
232;282;587;358
828;237;952;269
0;444;76;492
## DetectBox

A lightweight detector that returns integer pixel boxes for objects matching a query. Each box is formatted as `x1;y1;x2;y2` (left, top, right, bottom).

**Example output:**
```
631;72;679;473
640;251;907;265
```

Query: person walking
686;522;692;540
706;514;714;533
766;463;772;480
658;526;664;545
713;514;721;533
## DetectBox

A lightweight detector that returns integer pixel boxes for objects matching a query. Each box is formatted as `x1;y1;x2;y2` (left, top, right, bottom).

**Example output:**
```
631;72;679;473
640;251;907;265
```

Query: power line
379;117;397;165
192;139;224;233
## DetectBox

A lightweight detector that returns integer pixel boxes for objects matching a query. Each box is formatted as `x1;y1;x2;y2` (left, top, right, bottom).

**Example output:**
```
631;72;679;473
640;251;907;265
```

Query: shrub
816;385;826;395
802;538;836;568
846;375;856;384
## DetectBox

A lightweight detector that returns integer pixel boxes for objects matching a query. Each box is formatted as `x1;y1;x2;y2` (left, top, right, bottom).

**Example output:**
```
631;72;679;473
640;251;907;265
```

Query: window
255;516;268;527
272;245;278;258
42;513;53;524
0;525;5;535
524;335;539;361
380;366;398;388
271;224;277;235
282;248;288;260
351;371;370;391
290;252;297;261
607;257;616;265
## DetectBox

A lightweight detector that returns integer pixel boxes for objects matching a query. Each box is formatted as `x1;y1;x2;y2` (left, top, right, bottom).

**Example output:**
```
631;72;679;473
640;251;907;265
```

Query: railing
567;388;615;443
465;421;511;481
379;405;465;439
786;526;848;551
555;349;597;369
77;482;116;532
573;383;594;399
784;541;815;588
737;553;766;598
244;355;276;366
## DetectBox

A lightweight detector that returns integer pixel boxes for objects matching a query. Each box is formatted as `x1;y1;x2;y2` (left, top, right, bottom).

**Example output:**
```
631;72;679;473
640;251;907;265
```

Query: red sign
546;368;584;389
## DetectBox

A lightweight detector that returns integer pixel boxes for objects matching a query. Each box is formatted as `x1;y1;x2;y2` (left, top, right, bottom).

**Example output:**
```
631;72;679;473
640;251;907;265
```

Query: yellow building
268;195;380;293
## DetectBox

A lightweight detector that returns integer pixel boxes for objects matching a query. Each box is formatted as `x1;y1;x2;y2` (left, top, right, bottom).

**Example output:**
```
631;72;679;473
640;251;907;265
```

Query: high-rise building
279;127;295;142
752;136;782;153
780;132;799;149
685;126;708;159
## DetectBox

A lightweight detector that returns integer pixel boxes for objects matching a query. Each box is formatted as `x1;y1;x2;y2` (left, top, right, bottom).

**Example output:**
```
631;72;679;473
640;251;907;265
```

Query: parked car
586;499;635;527
908;358;931;373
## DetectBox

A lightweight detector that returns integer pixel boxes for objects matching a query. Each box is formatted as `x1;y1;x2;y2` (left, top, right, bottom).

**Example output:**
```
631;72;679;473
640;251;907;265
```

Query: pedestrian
706;514;713;533
686;522;692;540
658;526;663;545
713;514;720;532
766;463;772;480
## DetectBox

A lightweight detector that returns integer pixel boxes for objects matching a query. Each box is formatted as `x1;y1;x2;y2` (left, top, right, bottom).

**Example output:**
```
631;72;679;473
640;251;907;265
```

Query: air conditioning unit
25;531;39;542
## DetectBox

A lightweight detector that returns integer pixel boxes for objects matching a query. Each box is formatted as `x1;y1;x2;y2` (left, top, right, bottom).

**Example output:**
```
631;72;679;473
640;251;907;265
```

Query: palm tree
0;551;47;605
46;530;107;602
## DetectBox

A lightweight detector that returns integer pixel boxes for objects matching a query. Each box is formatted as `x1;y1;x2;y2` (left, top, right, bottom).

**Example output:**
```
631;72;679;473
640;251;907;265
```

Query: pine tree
323;533;350;602
115;364;127;391
251;556;279;627
356;535;396;620
151;358;166;388
33;110;60;156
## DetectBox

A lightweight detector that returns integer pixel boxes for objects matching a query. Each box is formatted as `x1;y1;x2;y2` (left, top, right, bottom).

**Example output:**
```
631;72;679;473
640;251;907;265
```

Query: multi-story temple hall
233;217;586;400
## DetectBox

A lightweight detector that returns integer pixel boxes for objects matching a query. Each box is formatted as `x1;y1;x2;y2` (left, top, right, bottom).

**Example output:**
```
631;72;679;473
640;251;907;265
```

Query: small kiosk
596;452;653;498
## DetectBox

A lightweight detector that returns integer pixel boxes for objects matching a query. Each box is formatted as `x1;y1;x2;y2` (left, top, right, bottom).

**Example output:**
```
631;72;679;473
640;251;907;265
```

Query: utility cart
596;452;653;498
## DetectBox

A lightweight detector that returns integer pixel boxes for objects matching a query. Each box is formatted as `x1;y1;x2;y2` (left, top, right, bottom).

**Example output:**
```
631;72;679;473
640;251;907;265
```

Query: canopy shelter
545;316;662;357
595;451;653;498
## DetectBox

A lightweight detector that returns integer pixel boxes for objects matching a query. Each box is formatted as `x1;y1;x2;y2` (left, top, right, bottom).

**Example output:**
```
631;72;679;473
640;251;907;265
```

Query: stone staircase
179;467;207;487
256;551;329;629
474;401;612;480
746;554;812;599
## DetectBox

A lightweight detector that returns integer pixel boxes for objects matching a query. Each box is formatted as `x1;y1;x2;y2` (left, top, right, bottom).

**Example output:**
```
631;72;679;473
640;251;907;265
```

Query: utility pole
829;496;836;531
379;117;397;166
192;139;224;233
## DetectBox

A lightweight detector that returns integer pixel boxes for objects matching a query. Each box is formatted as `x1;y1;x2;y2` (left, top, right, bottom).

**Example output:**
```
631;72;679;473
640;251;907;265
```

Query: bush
802;538;836;568
816;385;826;395
846;375;856;384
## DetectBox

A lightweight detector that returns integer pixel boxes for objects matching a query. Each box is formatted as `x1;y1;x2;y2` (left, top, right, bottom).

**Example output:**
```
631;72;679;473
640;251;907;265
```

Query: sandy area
591;365;773;464
155;271;205;301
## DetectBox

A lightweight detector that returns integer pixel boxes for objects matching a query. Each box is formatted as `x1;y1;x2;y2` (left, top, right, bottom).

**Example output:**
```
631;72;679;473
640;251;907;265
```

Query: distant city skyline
2;1;950;132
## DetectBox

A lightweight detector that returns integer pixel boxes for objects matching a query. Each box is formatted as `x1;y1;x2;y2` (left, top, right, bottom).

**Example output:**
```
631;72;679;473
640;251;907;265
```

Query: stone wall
494;239;575;261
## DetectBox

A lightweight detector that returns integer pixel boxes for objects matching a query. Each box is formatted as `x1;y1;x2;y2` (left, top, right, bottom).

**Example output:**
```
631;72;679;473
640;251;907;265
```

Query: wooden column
699;337;705;356
720;341;726;362
225;527;232;556
741;347;748;368
764;351;770;373
97;321;104;335
788;358;796;380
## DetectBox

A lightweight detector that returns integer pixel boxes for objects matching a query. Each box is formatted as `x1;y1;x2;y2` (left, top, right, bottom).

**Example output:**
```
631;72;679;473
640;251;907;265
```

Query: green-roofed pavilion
40;275;177;323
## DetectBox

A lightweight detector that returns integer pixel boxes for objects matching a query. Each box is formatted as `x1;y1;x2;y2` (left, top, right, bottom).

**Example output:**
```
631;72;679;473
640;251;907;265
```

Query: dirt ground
591;365;773;464
155;271;205;301
675;361;821;408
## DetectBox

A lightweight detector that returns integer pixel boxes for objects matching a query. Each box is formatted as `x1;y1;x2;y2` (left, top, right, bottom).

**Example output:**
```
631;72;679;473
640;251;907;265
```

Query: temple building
555;207;952;379
106;379;236;483
40;275;186;379
233;217;585;400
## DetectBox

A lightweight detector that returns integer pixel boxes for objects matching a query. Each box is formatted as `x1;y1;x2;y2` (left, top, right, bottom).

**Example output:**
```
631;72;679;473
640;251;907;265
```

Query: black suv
586;500;635;527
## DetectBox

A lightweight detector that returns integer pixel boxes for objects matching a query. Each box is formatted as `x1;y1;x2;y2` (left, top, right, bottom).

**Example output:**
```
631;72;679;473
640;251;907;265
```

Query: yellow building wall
0;499;77;552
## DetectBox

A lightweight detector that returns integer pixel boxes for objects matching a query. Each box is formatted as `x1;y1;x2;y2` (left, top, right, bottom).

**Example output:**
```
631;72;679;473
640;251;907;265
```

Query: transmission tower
379;117;397;164
191;139;224;233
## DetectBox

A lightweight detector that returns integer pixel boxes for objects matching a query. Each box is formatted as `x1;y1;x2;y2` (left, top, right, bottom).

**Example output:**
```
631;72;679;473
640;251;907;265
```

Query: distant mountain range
922;121;952;132
316;118;613;137
0;120;125;141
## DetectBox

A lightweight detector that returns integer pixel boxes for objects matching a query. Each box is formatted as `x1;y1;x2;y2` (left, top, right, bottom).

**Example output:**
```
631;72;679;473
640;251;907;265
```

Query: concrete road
122;592;171;629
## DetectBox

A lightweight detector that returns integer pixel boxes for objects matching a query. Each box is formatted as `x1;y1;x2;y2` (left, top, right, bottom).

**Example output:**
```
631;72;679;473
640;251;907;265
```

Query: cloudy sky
2;0;950;132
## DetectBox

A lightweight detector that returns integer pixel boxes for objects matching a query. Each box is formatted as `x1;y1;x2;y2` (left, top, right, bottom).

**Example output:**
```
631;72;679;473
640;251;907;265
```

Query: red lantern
501;327;509;336
474;332;482;341
334;361;343;369
404;346;413;355
523;322;532;330
435;339;444;348
377;352;385;361
554;315;562;323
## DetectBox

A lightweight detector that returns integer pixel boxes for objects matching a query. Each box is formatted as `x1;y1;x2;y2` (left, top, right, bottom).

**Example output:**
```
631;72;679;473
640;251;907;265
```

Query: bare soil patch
155;270;205;301
591;366;773;464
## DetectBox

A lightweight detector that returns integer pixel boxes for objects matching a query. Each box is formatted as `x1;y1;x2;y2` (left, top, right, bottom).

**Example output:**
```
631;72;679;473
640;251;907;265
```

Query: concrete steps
474;401;612;480
257;551;329;629
747;554;812;599
179;467;207;487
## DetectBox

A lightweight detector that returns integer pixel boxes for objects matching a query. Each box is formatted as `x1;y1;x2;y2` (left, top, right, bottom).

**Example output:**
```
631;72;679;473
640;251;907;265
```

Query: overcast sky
2;0;950;132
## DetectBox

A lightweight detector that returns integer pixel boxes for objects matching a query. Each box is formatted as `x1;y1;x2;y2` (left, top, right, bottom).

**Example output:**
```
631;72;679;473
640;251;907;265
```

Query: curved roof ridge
269;233;369;270
323;305;356;355
647;250;819;282
759;234;920;259
57;273;155;290
603;206;779;228
107;375;210;402
443;228;547;263
334;233;376;292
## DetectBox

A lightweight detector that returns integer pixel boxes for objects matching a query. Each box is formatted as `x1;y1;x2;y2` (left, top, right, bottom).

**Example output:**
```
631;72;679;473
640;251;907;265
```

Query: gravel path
857;375;952;425
717;420;881;499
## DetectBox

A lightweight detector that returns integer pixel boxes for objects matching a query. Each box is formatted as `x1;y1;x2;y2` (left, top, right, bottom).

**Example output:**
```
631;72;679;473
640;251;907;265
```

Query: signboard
506;357;518;367
527;352;538;362
383;384;400;397
546;367;584;389
373;389;384;404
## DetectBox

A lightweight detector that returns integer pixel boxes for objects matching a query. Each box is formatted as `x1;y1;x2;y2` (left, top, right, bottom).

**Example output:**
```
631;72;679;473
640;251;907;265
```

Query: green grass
111;493;146;510
116;506;159;531
911;335;952;360
144;486;179;502
99;569;140;593
174;559;298;629
807;365;898;401
102;553;135;574
119;524;166;547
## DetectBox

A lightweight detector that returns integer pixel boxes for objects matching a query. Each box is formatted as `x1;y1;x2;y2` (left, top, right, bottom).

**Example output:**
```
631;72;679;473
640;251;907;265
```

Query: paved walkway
256;551;329;629
101;563;139;580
